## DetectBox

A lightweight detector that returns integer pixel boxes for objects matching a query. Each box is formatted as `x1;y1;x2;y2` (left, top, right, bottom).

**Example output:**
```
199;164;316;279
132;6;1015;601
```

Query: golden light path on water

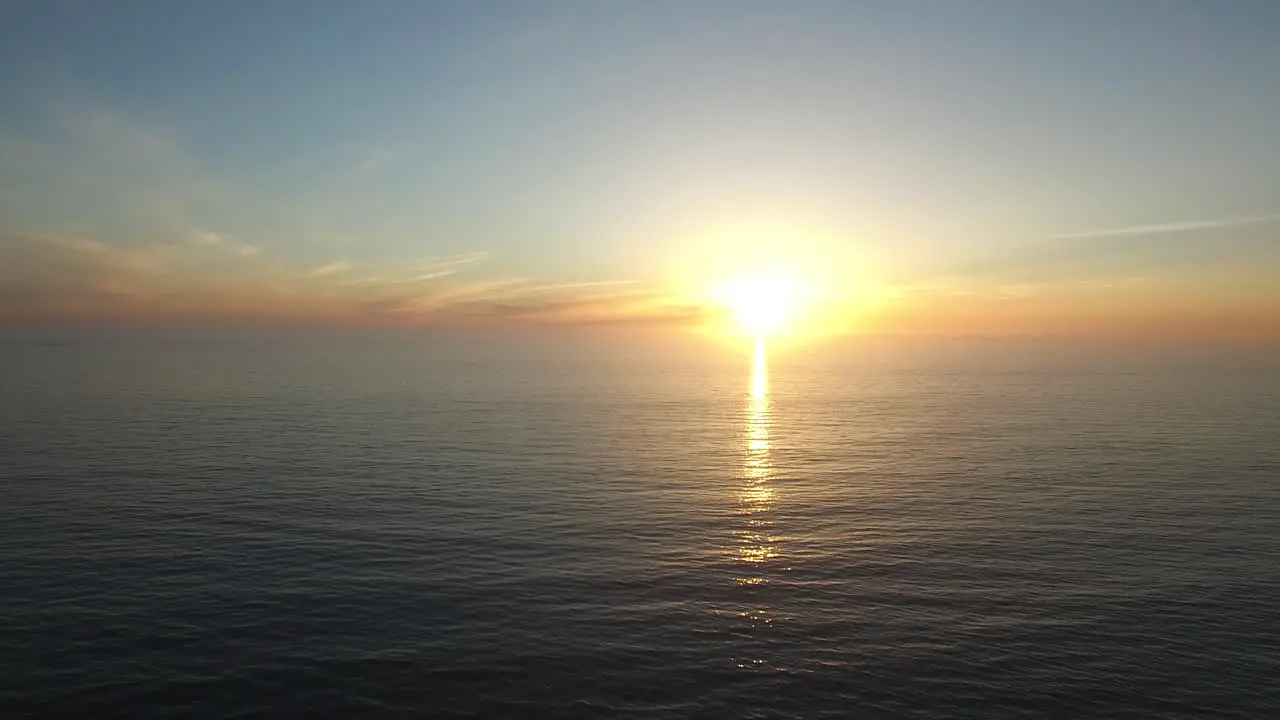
735;335;778;585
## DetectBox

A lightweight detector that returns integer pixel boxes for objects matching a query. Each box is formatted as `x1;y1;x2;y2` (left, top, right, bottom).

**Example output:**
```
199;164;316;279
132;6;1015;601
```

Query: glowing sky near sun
1;2;1278;340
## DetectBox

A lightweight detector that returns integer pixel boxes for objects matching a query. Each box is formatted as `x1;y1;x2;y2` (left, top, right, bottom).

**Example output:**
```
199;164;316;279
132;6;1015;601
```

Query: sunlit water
1;329;1277;718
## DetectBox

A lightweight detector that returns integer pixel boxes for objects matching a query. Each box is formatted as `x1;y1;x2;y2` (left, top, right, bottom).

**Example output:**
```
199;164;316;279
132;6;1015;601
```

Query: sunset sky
2;1;1277;340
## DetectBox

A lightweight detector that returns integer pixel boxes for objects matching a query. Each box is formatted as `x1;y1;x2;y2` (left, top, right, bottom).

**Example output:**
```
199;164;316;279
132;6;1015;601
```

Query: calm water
2;329;1278;718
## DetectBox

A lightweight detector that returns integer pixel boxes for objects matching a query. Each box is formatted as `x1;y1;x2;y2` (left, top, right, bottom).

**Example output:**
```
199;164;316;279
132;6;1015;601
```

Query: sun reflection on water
735;336;778;582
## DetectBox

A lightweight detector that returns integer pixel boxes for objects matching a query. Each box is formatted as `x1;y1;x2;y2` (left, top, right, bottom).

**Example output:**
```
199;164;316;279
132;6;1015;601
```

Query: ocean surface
2;329;1278;719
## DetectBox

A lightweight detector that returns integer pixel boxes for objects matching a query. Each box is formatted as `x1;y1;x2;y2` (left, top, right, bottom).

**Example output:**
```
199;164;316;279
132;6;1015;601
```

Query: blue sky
1;1;1277;336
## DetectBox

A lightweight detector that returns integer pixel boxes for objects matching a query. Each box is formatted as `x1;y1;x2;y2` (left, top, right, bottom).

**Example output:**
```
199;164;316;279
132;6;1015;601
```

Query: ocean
2;328;1277;718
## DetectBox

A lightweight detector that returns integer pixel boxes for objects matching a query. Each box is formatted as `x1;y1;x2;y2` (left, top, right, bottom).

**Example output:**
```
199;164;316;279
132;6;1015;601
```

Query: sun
713;271;801;337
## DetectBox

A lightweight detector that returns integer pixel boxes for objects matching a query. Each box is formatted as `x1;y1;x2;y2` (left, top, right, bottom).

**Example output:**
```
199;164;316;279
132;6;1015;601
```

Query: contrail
1051;213;1280;240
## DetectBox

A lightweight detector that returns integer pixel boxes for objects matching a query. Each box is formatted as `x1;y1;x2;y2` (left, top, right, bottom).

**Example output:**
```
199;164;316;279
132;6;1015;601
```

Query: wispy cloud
420;280;699;326
502;279;642;295
191;229;259;257
0;102;230;243
0;232;683;327
931;210;1280;290
4;229;1273;339
0;233;168;315
409;250;490;276
309;260;352;277
1050;213;1280;240
332;251;491;287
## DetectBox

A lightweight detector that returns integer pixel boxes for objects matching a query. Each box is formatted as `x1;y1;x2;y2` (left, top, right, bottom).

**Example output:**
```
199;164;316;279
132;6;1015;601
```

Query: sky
1;0;1277;340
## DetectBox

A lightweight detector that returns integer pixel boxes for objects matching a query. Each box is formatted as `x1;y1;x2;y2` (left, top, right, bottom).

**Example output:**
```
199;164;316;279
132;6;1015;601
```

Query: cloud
309;260;352;277
0;102;705;330
191;229;259;257
335;272;673;326
499;279;641;295
408;250;490;276
0;233;167;314
932;209;1280;291
332;251;492;288
412;279;696;326
0;103;229;242
448;293;703;326
3;229;1273;339
1050;213;1280;240
0;231;324;322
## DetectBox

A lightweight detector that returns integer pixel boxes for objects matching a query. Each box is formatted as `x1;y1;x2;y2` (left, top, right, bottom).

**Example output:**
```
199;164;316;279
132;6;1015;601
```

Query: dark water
2;330;1278;718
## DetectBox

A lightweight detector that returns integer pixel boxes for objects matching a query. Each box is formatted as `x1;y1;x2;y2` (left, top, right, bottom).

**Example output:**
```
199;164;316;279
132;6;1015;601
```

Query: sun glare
714;271;801;337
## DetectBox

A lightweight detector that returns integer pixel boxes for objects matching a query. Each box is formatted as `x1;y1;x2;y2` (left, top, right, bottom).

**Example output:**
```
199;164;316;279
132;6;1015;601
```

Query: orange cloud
0;232;709;329
2;231;1275;343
